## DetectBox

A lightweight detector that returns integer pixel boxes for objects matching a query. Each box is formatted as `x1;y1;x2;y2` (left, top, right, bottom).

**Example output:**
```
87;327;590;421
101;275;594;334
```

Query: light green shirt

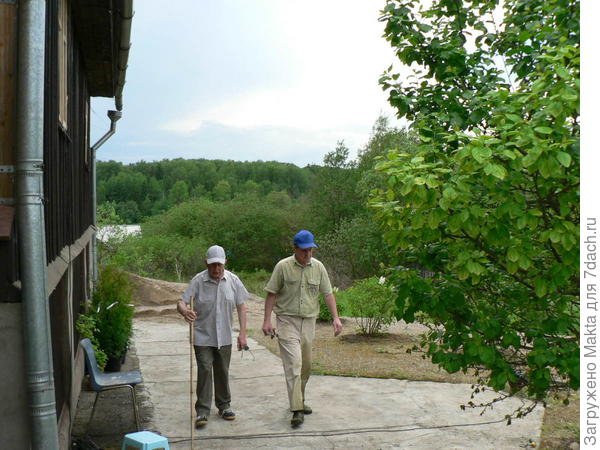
265;255;333;318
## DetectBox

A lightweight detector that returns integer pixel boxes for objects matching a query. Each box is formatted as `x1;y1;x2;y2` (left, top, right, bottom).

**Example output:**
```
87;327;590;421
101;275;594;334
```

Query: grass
237;270;270;298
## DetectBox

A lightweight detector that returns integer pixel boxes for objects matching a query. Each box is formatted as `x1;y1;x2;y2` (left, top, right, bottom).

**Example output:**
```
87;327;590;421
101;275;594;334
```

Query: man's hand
237;333;248;351
262;319;276;337
182;307;197;324
332;317;343;337
178;300;197;324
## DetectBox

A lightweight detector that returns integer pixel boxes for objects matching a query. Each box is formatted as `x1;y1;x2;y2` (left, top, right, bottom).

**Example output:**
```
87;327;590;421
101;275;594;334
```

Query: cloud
159;0;397;137
95;0;404;166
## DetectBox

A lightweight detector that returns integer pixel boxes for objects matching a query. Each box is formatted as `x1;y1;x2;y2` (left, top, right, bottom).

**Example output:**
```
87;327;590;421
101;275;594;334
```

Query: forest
97;157;314;223
98;116;408;287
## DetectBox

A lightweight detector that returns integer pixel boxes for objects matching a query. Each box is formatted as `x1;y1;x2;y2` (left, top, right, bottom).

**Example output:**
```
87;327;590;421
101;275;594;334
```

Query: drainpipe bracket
0;165;16;173
0;198;15;205
16;161;44;172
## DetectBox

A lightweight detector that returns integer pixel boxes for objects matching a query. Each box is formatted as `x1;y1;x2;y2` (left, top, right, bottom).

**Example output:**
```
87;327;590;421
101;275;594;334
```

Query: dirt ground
71;273;579;449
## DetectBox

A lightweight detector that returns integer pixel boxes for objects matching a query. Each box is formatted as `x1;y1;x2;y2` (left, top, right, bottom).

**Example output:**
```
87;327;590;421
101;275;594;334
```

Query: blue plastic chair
80;338;143;432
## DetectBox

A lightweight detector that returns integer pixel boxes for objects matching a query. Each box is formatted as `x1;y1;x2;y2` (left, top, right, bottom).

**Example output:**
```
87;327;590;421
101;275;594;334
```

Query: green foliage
97;158;313;221
75;312;107;370
107;234;206;282
375;0;579;402
97;201;122;226
336;278;396;335
236;269;271;296
115;200;142;223
306;120;411;286
317;291;349;322
104;191;302;279
92;266;135;359
212;180;232;201
307;141;362;235
168;180;190;205
317;215;392;288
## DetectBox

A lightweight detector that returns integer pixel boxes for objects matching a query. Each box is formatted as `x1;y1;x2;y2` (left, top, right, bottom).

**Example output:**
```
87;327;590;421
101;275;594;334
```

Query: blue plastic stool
121;431;170;450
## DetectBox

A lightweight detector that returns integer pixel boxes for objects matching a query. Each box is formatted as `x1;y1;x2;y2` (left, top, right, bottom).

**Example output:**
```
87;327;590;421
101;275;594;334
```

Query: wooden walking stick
189;295;195;450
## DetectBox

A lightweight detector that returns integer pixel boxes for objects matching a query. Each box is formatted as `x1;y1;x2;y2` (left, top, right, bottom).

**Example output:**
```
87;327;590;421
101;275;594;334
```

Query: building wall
0;0;97;446
0;304;31;450
44;0;94;437
0;0;19;303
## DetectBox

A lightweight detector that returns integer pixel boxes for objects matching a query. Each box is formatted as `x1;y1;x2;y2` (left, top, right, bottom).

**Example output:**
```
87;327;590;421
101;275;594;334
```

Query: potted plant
76;309;108;370
92;265;134;372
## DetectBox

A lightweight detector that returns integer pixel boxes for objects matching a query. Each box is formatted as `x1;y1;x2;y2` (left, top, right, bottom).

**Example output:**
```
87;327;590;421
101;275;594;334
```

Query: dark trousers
193;345;232;417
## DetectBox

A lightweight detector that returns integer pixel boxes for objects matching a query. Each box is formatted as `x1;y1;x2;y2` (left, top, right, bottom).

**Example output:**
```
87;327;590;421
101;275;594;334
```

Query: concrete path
133;316;544;449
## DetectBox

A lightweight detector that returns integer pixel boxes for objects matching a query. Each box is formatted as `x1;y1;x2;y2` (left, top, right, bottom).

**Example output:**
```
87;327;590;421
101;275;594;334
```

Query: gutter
16;0;60;448
115;0;133;111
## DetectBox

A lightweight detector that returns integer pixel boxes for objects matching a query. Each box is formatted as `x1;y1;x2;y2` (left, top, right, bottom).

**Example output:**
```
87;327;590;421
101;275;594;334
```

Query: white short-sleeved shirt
182;269;248;348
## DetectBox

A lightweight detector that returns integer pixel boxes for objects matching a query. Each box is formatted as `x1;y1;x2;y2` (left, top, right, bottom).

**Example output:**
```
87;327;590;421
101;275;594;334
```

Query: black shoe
303;404;312;415
218;408;236;420
291;411;304;428
195;416;208;428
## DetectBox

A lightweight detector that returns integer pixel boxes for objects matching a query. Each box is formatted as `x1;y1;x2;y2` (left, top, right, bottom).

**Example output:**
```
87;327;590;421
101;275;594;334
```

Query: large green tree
373;0;579;410
307;141;362;235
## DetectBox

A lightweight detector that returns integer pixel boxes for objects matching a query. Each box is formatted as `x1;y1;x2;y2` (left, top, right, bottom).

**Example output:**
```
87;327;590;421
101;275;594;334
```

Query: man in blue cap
262;230;343;428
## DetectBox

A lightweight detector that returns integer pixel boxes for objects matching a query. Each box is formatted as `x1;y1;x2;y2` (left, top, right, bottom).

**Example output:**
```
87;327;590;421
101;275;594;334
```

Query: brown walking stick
189;295;195;449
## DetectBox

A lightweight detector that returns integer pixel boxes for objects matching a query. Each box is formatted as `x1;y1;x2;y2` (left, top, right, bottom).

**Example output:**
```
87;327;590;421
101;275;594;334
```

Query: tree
307;141;361;234
373;0;579;410
213;180;232;201
168;180;190;206
97;201;122;226
115;200;142;224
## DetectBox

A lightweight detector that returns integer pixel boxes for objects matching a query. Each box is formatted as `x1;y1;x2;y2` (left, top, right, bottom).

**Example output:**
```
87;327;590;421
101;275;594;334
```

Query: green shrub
237;269;271;297
317;215;392;289
105;234;206;282
93;265;134;359
337;277;396;335
75;311;107;370
318;290;349;322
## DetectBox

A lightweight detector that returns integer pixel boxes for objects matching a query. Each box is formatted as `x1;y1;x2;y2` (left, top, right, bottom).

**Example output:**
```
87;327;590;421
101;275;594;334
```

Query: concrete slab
132;317;544;449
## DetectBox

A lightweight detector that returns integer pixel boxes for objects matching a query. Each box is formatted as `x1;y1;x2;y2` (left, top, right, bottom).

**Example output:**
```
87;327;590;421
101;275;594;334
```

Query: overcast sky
90;0;403;167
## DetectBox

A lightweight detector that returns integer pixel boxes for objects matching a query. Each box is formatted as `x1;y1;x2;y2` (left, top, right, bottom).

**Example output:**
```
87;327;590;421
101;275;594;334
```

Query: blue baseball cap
293;230;318;249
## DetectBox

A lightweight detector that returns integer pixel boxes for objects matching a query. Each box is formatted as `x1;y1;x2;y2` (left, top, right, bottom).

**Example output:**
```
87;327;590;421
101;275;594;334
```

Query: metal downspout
16;0;59;448
91;110;121;286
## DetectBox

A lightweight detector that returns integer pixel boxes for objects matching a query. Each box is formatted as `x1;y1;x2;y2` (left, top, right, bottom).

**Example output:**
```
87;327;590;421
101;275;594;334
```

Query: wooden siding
43;0;94;419
0;3;19;301
44;0;93;266
0;3;17;202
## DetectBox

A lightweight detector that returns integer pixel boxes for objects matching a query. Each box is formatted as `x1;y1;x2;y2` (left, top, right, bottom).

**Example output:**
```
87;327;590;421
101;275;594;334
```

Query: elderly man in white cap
262;230;343;428
177;244;249;428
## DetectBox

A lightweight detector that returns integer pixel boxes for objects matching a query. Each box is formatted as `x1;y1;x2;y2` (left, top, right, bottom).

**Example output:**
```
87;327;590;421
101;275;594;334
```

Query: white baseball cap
206;245;226;264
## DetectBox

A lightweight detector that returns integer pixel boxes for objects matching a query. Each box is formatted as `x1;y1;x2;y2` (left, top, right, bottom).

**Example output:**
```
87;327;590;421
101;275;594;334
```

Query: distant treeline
98;117;416;286
97;158;316;222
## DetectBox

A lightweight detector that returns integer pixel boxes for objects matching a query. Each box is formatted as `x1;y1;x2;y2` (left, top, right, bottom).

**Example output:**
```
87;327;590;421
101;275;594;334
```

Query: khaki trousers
276;315;316;412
